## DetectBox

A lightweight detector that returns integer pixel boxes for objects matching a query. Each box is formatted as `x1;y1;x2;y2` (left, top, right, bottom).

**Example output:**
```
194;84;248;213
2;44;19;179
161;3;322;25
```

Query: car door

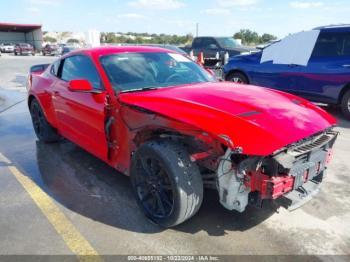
52;54;108;161
199;38;220;61
295;31;350;103
249;61;300;93
252;32;321;94
192;38;219;57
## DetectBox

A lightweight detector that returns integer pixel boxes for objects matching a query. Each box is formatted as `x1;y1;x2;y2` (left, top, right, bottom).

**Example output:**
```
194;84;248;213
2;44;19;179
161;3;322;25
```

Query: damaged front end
217;129;338;212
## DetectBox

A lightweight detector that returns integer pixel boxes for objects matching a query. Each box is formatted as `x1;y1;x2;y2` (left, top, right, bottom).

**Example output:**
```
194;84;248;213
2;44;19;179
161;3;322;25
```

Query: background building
0;22;43;50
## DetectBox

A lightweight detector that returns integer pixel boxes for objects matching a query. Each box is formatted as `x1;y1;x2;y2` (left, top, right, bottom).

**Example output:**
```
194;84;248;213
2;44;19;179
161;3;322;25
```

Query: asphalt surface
0;54;349;258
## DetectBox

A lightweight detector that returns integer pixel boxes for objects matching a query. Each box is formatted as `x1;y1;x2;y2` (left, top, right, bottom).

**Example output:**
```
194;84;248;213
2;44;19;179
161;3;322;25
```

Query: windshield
216;37;241;48
100;52;215;92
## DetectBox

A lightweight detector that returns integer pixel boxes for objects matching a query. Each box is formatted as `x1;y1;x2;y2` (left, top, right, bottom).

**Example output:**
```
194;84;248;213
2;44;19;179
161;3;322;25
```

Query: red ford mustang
27;46;338;227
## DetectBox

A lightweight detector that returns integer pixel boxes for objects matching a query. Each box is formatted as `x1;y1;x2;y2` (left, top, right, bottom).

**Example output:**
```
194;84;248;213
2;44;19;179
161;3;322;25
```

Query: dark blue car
223;25;350;119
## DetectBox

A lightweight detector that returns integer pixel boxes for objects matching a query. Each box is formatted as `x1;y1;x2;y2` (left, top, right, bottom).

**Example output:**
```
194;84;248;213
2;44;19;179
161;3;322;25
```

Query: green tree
67;38;80;44
261;33;277;43
43;36;57;43
234;29;277;45
100;31;194;45
234;29;259;45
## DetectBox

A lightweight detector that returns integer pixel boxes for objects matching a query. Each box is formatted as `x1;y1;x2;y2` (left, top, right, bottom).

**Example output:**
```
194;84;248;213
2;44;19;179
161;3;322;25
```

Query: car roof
66;46;177;58
313;24;350;32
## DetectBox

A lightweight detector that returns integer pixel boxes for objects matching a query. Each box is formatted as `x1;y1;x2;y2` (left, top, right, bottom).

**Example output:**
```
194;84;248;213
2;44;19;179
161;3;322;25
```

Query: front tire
341;90;350;120
130;140;203;227
226;71;248;84
30;99;61;143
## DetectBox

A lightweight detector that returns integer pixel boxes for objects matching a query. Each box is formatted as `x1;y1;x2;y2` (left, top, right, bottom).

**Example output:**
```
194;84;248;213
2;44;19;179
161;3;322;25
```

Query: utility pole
196;23;199;37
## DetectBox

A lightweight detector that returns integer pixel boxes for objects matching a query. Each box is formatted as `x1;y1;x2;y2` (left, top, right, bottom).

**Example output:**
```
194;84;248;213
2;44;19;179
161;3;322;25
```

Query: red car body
27;46;338;226
42;44;59;56
15;43;34;56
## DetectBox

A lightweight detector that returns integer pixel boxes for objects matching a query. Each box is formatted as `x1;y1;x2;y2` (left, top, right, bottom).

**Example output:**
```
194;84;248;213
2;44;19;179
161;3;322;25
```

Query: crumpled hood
119;82;336;156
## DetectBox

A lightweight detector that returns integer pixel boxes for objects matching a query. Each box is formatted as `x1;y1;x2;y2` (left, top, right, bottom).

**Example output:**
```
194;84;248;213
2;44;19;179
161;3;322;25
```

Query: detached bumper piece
279;172;324;211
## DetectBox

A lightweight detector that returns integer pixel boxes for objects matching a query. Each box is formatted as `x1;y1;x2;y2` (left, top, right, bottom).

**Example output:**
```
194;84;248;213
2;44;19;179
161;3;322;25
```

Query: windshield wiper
120;86;159;93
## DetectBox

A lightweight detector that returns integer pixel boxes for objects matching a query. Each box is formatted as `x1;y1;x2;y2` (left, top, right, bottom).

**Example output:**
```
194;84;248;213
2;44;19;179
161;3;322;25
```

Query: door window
51;60;61;76
61;55;103;89
192;38;203;48
343;34;350;56
312;32;350;57
201;38;218;49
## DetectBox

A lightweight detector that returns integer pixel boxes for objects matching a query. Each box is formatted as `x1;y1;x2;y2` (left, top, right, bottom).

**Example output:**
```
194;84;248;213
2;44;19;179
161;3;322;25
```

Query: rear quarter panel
28;67;58;128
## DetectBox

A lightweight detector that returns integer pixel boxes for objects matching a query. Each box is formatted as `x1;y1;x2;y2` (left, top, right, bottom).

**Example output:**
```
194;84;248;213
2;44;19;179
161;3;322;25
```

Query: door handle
342;64;350;68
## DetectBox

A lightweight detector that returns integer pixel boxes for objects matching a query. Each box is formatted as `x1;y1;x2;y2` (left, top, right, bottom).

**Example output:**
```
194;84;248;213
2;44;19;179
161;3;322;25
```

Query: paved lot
0;55;349;259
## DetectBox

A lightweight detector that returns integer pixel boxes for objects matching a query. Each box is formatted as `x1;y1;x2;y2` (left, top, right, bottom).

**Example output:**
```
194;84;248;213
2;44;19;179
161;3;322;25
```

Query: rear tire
341;90;350;120
226;71;248;84
130;140;203;227
30;99;61;143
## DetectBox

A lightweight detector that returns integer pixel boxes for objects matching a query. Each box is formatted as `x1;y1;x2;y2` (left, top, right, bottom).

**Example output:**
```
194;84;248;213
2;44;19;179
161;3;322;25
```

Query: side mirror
68;79;94;92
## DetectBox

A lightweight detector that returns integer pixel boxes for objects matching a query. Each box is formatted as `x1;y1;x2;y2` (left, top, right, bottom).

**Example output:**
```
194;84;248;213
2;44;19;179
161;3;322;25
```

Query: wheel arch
28;94;36;109
132;126;225;173
225;69;250;84
134;127;198;149
28;94;57;128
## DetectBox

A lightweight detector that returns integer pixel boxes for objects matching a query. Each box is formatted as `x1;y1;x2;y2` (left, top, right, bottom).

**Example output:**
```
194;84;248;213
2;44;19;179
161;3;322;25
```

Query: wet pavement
0;56;350;257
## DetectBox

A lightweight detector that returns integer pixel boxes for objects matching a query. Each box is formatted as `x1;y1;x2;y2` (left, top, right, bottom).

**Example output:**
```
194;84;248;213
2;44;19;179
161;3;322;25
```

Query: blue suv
224;25;350;119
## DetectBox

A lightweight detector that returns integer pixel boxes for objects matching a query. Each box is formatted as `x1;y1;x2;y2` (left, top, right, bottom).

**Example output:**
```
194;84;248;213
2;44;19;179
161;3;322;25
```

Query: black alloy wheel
30;99;60;142
131;140;203;227
226;71;248;84
133;155;175;219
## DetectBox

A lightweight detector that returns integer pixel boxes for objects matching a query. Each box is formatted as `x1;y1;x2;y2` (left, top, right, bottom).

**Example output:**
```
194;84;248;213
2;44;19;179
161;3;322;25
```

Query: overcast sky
1;0;349;38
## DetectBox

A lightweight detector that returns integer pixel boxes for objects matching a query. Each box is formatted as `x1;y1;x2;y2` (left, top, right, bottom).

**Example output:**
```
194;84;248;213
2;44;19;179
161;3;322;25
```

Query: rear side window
201;38;217;48
192;38;203;48
312;32;350;57
61;55;102;89
343;34;350;56
51;60;61;76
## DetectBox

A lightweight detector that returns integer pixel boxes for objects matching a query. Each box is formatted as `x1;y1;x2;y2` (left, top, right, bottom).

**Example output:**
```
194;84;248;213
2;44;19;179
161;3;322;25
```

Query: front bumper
18;49;34;55
280;172;324;211
249;129;338;208
217;129;338;212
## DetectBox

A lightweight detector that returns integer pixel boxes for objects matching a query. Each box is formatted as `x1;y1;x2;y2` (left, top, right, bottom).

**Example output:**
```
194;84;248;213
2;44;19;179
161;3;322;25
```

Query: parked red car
27;46;338;227
42;44;59;56
15;43;34;56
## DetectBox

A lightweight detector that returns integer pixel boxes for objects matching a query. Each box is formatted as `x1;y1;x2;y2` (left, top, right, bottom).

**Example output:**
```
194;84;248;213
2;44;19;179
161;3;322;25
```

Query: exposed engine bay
216;129;338;212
